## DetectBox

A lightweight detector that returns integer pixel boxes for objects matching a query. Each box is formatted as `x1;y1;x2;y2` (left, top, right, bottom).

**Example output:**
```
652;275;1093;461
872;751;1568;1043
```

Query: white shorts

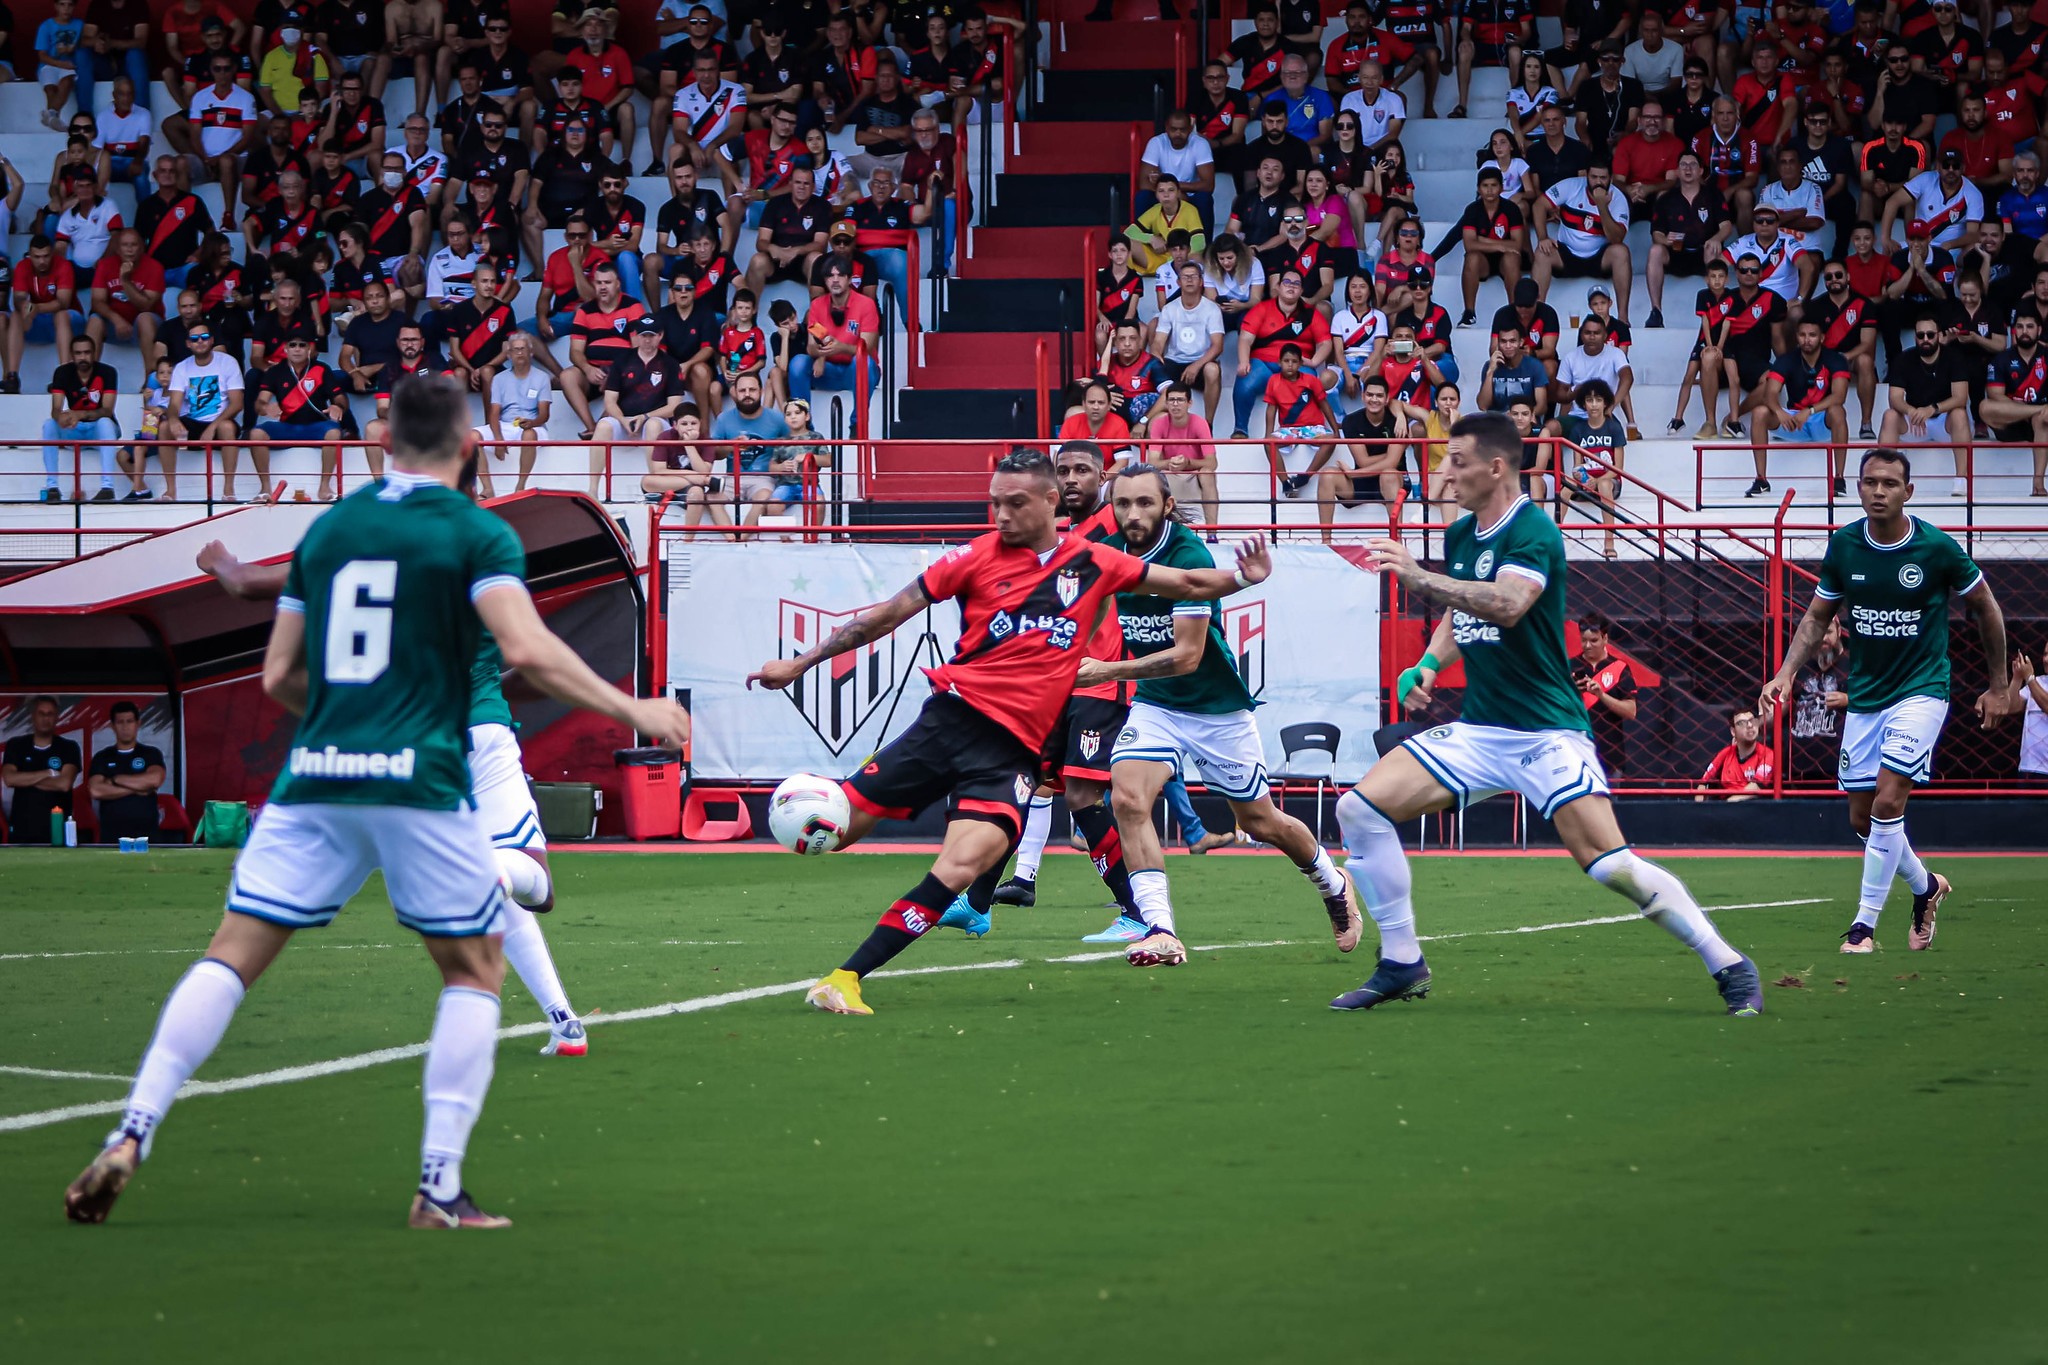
469;722;546;850
1112;700;1270;801
1899;413;1952;444
227;802;507;937
1838;695;1948;790
1401;722;1610;818
474;421;552;443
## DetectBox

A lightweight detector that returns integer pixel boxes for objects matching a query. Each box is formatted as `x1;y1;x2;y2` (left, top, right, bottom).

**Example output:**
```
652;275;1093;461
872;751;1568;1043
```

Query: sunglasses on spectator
1281;215;1306;224
1915;329;1940;339
1736;265;1761;274
188;331;212;342
565;229;590;240
1824;272;1847;282
486;22;509;30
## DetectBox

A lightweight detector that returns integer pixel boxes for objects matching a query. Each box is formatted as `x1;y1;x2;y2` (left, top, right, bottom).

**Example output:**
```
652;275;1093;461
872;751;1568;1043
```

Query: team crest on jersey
1079;729;1101;760
1224;599;1267;698
1055;567;1081;607
776;598;920;755
1475;549;1495;579
487;317;500;332
1898;563;1924;588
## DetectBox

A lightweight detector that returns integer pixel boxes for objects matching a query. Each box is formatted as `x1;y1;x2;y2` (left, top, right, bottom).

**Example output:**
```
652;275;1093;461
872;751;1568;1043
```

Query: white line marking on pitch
0;899;1828;1136
0;1066;132;1083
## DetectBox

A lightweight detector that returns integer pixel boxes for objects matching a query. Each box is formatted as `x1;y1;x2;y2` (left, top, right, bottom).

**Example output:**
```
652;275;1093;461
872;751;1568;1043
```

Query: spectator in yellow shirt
1124;174;1206;272
255;24;328;117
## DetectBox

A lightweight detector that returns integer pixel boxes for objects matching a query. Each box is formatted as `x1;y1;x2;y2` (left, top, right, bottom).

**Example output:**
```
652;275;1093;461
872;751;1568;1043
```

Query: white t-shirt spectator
2022;680;2048;774
1142;131;1214;186
56;198;122;270
1204;257;1265;306
1488;156;1533;199
489;366;550;429
1756;179;1825;227
169;353;244;424
1338;88;1406;146
1557;342;1631;409
1155;294;1225;364
401;147;448;196
425;246;480;303
1544;175;1628;259
93;107;153;160
1505;86;1559;122
187;84;259;158
673;79;748;146
1723;231;1806;300
1901;169;1985;248
1621;38;1686;92
1330;305;1388;364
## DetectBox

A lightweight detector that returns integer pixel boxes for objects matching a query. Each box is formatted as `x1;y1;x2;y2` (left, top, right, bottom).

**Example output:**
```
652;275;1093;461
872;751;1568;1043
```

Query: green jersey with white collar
1439;495;1588;733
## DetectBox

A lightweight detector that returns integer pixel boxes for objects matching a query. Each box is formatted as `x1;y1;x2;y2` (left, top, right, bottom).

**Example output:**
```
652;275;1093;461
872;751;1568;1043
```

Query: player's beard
1120;509;1167;552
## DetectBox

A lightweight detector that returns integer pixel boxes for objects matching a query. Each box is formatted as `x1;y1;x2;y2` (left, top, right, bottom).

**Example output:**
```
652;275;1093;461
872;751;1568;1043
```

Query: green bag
195;801;252;849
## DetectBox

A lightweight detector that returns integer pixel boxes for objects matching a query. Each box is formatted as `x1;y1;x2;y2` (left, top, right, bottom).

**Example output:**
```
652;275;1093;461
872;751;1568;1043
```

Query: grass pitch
1;847;2043;1364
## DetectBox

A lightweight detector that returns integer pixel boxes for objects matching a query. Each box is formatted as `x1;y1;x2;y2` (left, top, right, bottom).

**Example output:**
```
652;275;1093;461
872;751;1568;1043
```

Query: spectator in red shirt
1730;42;1801;148
1939;93;2015;196
1612;101;1684;213
900;108;958;274
561;9;638;170
1231;267;1332;436
1695;709;1775;801
1057;379;1135;461
788;261;880;405
3;236;84;393
86;227;164;358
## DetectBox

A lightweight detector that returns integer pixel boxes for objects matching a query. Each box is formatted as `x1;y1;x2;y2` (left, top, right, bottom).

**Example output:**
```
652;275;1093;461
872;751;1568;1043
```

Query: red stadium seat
156;796;194;843
681;790;754;842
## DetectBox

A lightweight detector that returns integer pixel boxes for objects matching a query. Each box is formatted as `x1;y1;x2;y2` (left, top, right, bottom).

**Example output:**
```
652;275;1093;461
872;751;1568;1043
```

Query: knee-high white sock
118;958;246;1156
500;904;571;1022
1129;868;1176;934
1336;789;1420;963
1013;795;1054;882
1892;831;1931;897
420;986;501;1201
494;848;551;907
1587;847;1744;973
1858;816;1910;925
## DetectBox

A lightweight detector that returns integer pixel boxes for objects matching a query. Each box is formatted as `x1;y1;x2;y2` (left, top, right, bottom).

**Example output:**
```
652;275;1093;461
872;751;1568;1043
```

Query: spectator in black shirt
3;696;81;843
532;65;614;160
1457;166;1526;325
1869;47;1940;145
1571;615;1638;778
249;334;347;499
744;164;829;291
850;53;920;179
655;158;736;278
809;219;879;300
1524;103;1591;195
737;21;804;127
523;120;607;266
1490;275;1564;375
1666;61;1716;144
1549;0;1632;91
1225;154;1294;252
1878;318;1974;494
656;273;719;413
1648;150;1732;326
595;316;688;488
339;277;405;392
447;105;529;226
87;699;164;843
1572;46;1644;156
675;228;736;317
437;60;505;161
1790;104;1858;244
132;155;215;286
1234;99;1311;196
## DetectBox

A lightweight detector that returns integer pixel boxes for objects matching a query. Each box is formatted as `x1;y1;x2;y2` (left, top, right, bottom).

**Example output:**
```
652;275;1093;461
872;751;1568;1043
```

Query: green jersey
1441;496;1589;733
274;473;527;809
469;633;513;729
1815;516;1982;713
1116;521;1257;715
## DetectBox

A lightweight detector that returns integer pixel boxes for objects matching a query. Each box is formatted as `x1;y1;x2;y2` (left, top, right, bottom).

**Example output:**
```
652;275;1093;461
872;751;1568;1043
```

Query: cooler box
614;747;683;841
532;781;601;841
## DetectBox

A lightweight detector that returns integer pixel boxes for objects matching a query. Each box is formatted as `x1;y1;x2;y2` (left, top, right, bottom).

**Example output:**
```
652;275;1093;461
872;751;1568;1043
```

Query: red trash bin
614;747;683;841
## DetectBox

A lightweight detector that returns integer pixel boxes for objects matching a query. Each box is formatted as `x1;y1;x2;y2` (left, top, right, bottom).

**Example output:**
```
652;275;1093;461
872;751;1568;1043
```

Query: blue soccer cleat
1713;955;1764;1017
1081;913;1150;943
1329;957;1432;1010
938;893;990;938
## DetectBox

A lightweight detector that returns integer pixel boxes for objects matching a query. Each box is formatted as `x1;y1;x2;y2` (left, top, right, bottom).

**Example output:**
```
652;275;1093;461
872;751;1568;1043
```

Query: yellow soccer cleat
806;968;874;1015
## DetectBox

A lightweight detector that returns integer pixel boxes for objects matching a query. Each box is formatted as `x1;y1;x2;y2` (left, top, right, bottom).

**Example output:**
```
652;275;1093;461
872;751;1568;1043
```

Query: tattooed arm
1760;594;1842;718
1362;537;1541;628
747;580;930;691
1076;614;1207;687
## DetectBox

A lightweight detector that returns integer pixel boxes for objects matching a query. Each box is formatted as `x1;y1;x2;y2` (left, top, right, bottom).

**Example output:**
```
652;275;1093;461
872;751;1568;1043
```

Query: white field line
0;1066;132;1083
0;899;1827;1136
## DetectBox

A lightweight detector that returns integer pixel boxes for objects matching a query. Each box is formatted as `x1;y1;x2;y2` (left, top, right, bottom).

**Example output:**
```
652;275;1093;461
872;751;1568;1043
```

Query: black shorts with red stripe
1047;693;1128;785
842;694;1036;834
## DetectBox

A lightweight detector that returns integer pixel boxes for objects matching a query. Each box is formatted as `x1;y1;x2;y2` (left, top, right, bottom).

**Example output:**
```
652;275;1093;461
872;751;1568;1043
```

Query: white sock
119;958;246;1156
1892;832;1931;897
500;904;571;1021
1297;845;1344;898
494;849;551;907
1586;847;1744;973
1013;795;1053;882
1129;868;1176;934
1336;790;1420;963
1859;816;1909;924
420;986;501;1202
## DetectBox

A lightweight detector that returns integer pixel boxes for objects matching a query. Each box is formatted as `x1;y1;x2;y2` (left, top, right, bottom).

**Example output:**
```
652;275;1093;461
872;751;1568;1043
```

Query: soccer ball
768;773;850;856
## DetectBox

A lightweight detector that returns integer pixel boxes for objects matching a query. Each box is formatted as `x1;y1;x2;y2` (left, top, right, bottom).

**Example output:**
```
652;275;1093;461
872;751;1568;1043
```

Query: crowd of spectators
1074;0;2048;522
7;0;993;510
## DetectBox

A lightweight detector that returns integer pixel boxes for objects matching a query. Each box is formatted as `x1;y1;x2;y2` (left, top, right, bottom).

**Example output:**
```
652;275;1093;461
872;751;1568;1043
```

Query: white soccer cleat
540;1015;588;1057
1125;930;1187;967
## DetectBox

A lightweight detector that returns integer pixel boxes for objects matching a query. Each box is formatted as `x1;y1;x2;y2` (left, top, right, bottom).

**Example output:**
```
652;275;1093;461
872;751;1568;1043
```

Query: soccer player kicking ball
985;440;1144;934
65;375;690;1229
1074;464;1355;966
196;538;593;1059
1335;410;1765;1015
747;450;1270;1016
1760;448;2015;954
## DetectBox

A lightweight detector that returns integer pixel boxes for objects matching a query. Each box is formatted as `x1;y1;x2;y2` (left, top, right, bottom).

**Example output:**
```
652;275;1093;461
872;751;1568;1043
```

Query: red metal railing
1079;228;1098;379
1034;336;1052;438
1127;120;1144;222
1173;20;1189;108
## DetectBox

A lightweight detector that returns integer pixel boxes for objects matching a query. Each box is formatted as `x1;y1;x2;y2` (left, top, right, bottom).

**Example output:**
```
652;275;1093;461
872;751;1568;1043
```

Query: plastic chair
156;795;194;843
681;789;754;842
1273;722;1342;841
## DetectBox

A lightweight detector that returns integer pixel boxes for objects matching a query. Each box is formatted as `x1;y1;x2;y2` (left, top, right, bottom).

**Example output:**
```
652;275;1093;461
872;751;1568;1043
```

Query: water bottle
49;810;64;845
63;817;77;848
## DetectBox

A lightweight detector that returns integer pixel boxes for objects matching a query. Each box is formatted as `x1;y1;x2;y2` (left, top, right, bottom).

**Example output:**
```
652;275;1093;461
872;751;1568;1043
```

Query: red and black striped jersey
1992;344;2048;402
917;530;1149;750
1074;504;1127;703
1768;347;1850;409
1803;292;1877;351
